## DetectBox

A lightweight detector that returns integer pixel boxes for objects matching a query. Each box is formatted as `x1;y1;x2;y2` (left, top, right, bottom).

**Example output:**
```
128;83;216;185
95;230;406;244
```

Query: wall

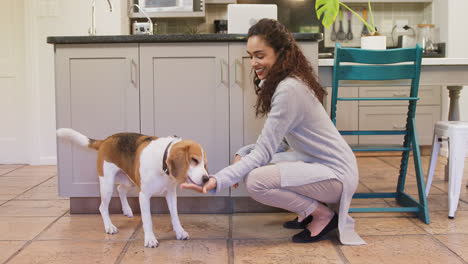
434;0;468;122
0;0;126;165
0;1;26;163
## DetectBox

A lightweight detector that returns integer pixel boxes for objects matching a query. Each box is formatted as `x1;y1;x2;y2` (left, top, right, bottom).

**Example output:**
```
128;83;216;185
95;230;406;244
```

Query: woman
182;19;365;245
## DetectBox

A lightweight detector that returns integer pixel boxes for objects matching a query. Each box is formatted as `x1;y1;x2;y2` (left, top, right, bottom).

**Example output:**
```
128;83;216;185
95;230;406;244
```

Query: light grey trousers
245;165;343;219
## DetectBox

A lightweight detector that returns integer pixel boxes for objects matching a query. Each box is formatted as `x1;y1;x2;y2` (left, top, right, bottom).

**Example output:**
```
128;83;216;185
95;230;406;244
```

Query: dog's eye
191;158;199;165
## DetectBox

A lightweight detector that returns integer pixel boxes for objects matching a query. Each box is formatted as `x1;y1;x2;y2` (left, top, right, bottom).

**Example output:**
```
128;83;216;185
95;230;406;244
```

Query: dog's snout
202;175;209;184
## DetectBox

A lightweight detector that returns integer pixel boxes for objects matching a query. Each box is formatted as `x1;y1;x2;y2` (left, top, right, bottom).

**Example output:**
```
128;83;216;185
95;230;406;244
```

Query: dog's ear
167;144;189;184
203;148;209;174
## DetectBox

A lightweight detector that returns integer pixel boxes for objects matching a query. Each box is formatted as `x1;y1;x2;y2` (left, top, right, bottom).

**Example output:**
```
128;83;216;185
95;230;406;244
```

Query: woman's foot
283;215;313;229
306;203;335;236
292;213;338;243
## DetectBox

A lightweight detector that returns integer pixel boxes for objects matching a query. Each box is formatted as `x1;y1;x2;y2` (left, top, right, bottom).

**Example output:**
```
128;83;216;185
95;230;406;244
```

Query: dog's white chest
139;138;177;194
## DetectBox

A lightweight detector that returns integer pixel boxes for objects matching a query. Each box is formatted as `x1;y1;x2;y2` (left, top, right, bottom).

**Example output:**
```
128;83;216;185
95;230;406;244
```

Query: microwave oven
135;0;204;13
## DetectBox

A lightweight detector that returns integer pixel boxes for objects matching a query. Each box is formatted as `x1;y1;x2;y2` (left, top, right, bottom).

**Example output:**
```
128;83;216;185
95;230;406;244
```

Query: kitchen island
47;33;322;214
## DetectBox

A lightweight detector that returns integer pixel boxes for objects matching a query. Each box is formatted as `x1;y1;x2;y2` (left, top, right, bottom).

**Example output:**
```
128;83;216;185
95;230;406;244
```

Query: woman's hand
232;155;241;188
180;177;217;194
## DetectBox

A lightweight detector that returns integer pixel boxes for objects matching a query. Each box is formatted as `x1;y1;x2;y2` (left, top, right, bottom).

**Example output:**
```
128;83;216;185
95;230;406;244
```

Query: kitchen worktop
47;33;323;44
319;57;468;66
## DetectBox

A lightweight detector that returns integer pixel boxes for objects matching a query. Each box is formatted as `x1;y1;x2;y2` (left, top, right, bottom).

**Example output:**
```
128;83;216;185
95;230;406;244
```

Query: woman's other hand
232;155;241;188
180;177;217;194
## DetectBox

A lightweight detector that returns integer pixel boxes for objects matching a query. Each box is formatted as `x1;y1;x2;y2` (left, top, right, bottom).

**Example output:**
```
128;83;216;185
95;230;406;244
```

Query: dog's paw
105;224;118;234
144;235;159;248
122;207;133;218
176;229;189;240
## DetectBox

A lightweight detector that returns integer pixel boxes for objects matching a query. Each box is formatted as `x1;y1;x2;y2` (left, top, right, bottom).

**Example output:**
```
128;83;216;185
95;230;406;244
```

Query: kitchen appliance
129;0;204;17
130;4;153;35
214;20;227;34
227;4;277;34
140;0;200;12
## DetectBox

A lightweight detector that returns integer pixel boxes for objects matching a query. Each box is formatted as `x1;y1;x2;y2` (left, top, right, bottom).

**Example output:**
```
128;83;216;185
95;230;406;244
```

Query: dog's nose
202;175;209;184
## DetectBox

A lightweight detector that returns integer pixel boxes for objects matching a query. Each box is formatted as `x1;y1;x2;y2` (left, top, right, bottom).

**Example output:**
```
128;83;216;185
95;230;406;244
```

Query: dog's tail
56;128;102;151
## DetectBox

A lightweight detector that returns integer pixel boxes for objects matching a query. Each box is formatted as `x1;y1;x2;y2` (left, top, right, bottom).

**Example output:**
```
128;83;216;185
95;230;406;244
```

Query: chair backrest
331;43;423;127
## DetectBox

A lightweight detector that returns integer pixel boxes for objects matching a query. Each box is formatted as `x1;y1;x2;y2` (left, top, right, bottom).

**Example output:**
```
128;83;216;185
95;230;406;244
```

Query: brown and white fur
56;128;209;248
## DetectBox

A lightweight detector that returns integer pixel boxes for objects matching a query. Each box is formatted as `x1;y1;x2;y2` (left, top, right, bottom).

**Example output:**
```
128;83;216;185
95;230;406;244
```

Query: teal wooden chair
331;43;429;224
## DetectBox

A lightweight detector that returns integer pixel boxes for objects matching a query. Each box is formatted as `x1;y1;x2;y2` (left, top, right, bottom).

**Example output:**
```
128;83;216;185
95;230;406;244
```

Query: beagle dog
57;128;209;248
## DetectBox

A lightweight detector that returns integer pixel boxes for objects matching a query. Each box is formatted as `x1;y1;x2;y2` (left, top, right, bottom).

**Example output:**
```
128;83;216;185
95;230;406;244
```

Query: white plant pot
360;35;387;50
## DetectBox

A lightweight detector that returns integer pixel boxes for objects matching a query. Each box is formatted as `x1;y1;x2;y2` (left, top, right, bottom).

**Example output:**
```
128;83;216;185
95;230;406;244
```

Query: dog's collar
162;136;180;176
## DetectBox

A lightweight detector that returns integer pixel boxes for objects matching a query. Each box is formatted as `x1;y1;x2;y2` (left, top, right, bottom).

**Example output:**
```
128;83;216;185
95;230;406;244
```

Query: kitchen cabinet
55;44;140;197
229;42;319;196
51;37;320;209
323;84;441;146
139;43;230;197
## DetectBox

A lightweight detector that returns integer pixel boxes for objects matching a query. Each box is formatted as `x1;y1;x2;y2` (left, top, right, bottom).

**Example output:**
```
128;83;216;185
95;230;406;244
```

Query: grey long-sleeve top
212;77;365;245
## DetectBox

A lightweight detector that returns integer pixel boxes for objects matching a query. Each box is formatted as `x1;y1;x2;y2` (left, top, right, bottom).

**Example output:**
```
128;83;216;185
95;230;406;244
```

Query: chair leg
425;135;441;197
447;139;467;219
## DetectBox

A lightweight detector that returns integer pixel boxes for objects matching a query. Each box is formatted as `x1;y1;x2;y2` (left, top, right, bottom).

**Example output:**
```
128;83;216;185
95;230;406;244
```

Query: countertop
47;33;323;44
319;57;468;66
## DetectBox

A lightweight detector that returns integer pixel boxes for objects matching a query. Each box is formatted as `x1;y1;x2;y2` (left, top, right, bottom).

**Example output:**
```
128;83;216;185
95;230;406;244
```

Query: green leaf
316;0;340;28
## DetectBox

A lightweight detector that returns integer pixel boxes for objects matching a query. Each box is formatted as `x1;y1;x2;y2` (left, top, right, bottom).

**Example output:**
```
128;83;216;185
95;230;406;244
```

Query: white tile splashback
323;3;433;48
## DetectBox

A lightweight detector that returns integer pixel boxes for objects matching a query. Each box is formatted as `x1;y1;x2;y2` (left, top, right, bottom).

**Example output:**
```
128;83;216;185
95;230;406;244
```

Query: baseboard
70;197;286;214
38;156;57;165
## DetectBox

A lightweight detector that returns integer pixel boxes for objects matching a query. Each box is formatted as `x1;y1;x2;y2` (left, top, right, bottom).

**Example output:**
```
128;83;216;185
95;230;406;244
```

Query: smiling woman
182;18;366;246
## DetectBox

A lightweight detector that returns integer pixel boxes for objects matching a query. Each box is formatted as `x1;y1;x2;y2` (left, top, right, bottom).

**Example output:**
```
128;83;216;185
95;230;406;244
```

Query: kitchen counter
47;33;323;44
319;57;468;66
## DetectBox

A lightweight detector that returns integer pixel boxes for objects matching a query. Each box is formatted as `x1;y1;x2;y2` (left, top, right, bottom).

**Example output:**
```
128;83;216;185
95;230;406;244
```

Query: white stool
425;121;468;219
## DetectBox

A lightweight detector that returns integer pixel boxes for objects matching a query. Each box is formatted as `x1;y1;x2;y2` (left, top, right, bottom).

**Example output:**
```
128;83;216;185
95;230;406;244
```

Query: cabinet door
140;43;229;197
229;41;319;196
359;105;441;145
324;87;359;145
56;44;140;197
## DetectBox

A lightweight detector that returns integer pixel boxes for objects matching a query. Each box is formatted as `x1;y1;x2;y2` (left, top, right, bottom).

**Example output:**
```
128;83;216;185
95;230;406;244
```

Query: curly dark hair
247;19;326;117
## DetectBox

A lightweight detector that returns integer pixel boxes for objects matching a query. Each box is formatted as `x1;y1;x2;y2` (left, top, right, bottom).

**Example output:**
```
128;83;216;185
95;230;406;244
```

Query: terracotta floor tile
120;239;228;263
0;176;52;200
233;238;344;264
356;183;372;192
435;234;468;262
432;180;468;194
135;214;229;240
364;181;437;195
411;210;468;234
4;165;57;177
232;213;300;239
8;240;126;264
354;217;424;236
0;165;24;176
0;217;57;240
0;241;27;263
349;198;415;218
0;200;69;217
340;235;464;264
38;214;140;240
16;177;67;200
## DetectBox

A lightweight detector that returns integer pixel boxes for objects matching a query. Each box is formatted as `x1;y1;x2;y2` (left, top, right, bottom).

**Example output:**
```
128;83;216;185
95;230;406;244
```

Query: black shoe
292;213;338;243
283;215;313;229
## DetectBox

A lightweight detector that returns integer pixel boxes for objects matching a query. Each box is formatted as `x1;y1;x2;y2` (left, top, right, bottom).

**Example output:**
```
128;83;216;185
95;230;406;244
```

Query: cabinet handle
234;58;241;83
130;58;136;86
392;91;407;97
392;123;406;129
220;58;225;83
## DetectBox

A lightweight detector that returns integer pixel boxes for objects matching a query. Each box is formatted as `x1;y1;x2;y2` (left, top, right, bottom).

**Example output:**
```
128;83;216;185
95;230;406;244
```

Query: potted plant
316;0;386;50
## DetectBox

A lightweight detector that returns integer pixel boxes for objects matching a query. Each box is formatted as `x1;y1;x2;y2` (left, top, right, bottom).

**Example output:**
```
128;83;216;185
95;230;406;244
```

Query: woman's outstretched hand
180;177;217;194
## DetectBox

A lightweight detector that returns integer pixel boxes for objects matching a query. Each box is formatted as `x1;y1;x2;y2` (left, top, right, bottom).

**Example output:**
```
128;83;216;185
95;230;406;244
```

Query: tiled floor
1;156;468;264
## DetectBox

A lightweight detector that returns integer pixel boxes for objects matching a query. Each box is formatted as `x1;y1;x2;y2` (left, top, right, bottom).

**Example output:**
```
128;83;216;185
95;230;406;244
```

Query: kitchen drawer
359;105;441;145
324;87;358;145
359;85;441;106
